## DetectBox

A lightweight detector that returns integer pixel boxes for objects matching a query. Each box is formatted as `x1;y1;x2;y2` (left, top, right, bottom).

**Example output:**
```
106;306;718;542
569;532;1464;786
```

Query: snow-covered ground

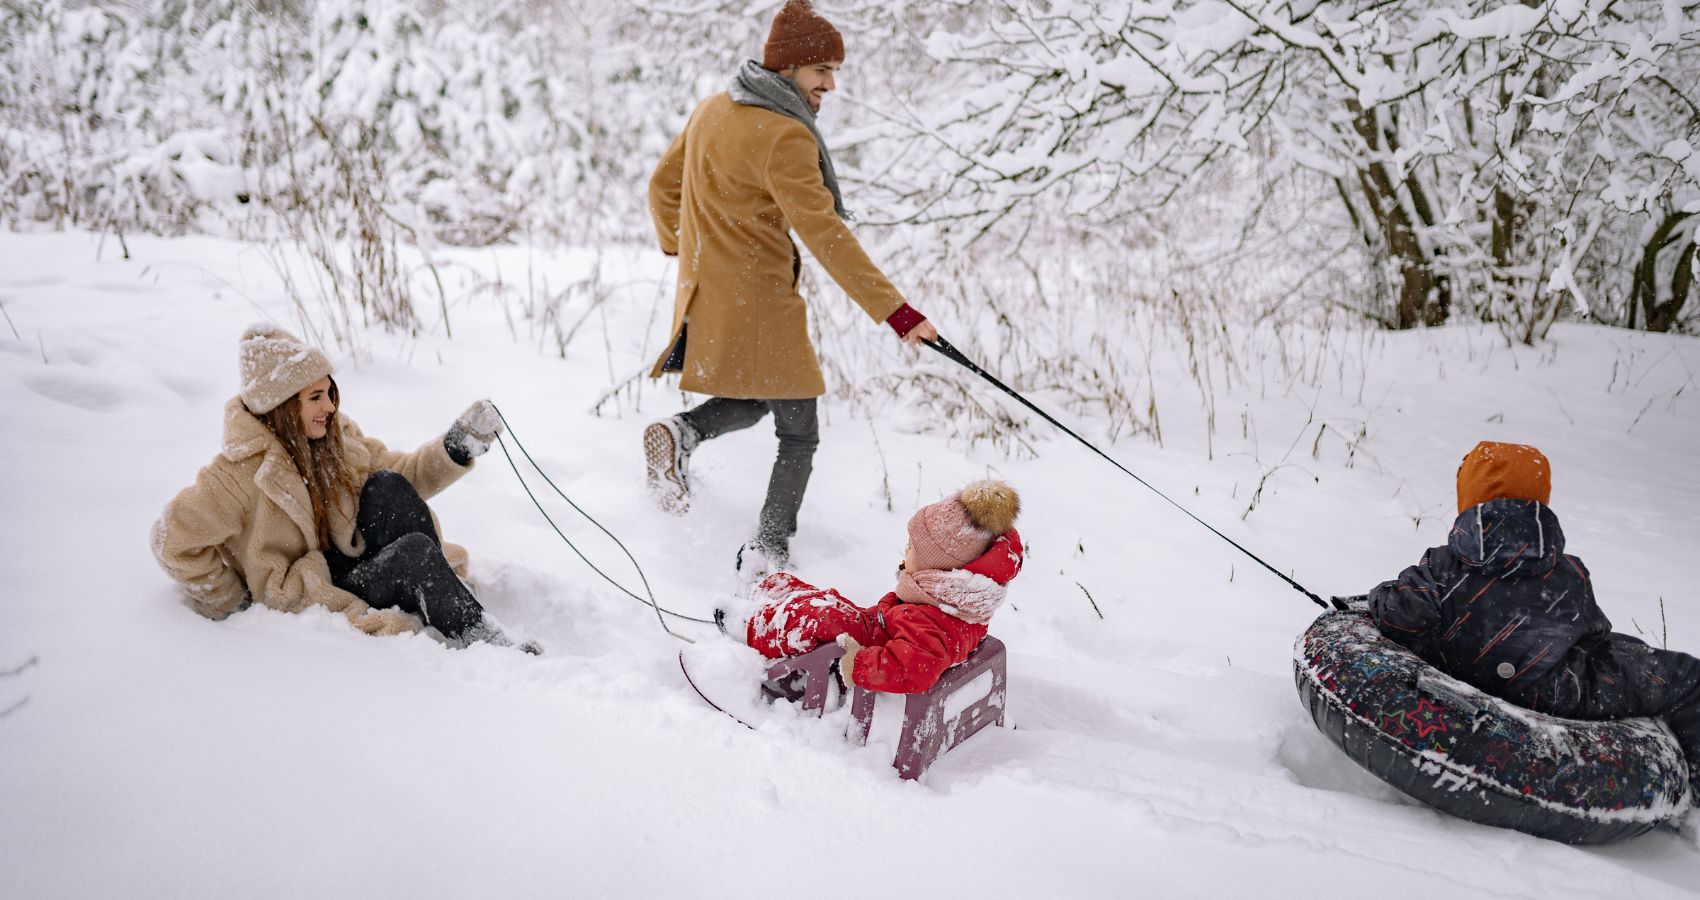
2;230;1697;897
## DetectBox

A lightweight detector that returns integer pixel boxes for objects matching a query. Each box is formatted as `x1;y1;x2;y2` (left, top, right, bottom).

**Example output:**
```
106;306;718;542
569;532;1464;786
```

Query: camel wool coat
151;397;472;628
648;92;907;399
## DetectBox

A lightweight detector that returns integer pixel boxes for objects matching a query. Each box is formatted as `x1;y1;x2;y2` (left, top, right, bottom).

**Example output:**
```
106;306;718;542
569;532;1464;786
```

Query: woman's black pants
325;470;485;638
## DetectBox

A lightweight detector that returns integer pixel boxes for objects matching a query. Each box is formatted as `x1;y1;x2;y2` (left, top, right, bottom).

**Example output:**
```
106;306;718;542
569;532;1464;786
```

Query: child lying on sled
1361;441;1700;791
735;480;1023;694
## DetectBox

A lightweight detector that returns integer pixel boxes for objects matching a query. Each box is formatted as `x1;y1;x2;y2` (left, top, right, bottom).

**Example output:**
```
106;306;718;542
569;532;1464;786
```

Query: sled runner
1294;610;1691;843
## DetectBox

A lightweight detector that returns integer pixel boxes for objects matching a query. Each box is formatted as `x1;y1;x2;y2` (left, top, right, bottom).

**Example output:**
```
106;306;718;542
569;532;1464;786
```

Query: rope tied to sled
922;336;1337;611
490;404;716;641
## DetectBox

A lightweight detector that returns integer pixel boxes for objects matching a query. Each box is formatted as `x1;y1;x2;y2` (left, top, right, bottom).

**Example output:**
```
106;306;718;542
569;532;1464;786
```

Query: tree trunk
1636;211;1696;333
1348;101;1441;330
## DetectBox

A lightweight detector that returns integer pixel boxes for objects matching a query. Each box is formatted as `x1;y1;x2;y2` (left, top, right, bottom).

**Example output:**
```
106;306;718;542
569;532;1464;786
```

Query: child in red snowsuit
743;480;1023;694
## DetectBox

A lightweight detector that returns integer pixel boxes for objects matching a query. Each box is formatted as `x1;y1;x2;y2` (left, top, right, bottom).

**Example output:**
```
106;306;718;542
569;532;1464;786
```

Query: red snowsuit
746;531;1024;694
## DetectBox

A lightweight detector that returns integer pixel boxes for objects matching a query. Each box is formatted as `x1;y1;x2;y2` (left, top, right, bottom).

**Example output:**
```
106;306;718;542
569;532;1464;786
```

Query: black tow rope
490;405;716;641
922;337;1337;611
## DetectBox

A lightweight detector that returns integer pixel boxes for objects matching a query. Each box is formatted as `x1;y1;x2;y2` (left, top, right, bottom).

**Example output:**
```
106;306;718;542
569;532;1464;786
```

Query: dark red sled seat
762;636;1009;780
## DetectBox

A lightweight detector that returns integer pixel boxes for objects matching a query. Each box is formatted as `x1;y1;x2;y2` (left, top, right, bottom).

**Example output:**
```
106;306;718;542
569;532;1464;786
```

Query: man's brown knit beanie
763;1;844;71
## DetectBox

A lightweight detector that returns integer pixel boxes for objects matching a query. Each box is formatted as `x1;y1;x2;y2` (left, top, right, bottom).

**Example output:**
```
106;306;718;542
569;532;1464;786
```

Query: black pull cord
489;404;716;639
922;336;1333;610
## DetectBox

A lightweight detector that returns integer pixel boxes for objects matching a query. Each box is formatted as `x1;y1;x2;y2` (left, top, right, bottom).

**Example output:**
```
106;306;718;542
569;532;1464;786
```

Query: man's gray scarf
729;59;850;220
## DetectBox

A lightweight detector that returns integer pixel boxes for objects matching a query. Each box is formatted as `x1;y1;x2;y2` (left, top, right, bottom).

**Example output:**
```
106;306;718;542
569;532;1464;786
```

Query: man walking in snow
642;0;936;575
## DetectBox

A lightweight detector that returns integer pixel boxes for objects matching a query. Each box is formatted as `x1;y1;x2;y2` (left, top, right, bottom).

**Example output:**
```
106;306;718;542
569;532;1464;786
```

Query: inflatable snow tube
1294;611;1691;844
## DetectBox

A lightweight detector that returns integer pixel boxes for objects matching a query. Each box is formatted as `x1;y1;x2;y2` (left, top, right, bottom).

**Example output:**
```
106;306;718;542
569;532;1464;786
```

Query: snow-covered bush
0;0;686;245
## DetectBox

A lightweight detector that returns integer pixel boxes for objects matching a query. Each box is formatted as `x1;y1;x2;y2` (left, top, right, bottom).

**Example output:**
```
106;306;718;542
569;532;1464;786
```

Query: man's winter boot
643;416;697;514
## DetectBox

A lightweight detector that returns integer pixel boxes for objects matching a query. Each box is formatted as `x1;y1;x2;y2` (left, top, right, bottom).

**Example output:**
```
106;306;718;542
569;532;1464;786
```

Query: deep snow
1;230;1697;898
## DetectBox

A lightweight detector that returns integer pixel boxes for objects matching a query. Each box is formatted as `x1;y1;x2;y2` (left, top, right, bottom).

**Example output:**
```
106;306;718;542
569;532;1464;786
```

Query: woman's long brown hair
258;378;358;548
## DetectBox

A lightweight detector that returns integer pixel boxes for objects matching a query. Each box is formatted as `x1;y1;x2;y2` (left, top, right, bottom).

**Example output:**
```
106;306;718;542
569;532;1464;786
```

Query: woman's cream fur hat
238;323;333;414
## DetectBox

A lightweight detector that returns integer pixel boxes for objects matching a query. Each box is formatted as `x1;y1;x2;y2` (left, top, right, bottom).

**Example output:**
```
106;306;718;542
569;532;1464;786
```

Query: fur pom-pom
958;479;1020;536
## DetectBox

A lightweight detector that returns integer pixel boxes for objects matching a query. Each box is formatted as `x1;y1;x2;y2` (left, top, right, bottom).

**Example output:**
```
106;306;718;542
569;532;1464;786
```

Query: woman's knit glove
350;607;420;637
836;634;862;687
445;399;503;465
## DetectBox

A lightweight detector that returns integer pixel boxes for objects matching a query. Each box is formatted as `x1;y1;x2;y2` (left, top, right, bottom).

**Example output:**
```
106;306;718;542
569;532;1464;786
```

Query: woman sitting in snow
151;324;538;653
1361;441;1697;790
735;480;1023;694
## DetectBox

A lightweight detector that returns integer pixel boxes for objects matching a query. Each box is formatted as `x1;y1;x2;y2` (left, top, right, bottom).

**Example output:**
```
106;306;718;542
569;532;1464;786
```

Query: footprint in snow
23;370;131;412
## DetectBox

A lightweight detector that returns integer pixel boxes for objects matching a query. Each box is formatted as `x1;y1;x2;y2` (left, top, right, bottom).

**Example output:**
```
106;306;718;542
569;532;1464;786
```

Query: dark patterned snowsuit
1370;499;1700;789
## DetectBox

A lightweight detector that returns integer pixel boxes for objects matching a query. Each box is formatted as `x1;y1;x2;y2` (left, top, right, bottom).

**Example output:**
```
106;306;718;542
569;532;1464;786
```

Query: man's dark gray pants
679;397;819;549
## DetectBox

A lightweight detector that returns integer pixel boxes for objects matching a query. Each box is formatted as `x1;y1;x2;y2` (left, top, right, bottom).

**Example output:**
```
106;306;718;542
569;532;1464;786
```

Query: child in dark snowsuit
1367;441;1700;791
740;480;1023;694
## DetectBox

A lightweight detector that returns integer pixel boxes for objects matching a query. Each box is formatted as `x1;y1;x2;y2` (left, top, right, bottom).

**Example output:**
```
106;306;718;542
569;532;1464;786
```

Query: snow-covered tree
4;0;1695;344
889;0;1700;337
